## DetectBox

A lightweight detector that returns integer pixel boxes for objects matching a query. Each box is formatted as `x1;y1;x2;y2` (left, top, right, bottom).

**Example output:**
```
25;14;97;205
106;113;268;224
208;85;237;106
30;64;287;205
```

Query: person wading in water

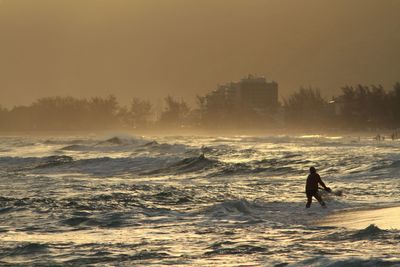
306;167;331;208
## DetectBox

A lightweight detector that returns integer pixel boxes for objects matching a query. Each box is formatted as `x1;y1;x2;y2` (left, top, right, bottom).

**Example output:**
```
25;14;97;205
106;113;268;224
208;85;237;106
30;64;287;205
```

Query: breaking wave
205;243;267;256
289;256;400;267
351;224;389;240
0;243;49;257
204;199;263;220
144;155;218;175
0;155;73;171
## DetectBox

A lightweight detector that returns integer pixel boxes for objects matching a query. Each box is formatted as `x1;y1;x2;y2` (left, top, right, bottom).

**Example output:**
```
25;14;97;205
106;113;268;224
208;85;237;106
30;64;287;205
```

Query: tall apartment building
210;74;278;113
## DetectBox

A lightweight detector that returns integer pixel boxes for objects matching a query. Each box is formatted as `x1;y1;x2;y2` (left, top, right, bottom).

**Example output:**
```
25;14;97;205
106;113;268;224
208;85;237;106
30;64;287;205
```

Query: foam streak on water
0;135;399;266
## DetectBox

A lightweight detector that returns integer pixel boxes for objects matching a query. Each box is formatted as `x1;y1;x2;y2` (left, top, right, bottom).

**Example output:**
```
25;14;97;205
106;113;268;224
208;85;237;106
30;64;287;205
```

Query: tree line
284;83;400;131
1;83;400;132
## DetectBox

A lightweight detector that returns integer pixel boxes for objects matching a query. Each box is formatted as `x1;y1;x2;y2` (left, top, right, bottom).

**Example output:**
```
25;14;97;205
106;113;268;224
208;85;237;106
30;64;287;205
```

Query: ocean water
0;134;399;266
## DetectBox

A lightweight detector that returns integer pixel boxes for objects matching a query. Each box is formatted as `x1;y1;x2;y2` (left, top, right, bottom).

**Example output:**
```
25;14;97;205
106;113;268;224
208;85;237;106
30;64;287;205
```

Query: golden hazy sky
1;0;399;107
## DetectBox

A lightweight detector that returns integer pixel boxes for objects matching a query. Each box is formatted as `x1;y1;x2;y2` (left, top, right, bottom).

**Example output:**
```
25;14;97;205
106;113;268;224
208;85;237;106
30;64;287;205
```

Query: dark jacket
306;173;326;191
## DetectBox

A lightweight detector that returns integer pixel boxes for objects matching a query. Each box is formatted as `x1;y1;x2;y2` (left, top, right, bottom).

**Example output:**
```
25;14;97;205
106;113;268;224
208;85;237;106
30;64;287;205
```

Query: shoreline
316;204;400;230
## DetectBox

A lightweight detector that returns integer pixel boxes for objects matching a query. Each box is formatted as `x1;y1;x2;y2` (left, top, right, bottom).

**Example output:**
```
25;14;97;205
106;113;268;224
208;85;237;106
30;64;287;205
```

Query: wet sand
317;206;400;229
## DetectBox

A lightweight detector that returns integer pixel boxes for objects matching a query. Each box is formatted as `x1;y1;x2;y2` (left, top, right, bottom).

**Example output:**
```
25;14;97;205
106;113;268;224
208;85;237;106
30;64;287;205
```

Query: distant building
209;74;278;113
236;74;278;112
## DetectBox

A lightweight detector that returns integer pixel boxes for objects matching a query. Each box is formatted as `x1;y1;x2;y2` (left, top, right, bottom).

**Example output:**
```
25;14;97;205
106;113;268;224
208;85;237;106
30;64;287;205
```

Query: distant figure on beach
305;167;331;208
